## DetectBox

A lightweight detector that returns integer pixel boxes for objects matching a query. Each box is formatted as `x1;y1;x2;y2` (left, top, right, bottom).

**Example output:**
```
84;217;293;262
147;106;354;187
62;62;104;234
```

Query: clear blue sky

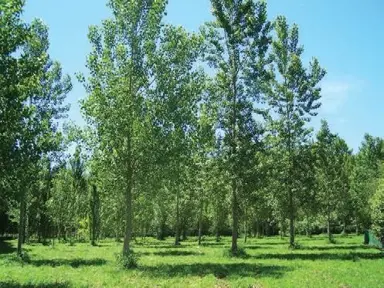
23;0;384;152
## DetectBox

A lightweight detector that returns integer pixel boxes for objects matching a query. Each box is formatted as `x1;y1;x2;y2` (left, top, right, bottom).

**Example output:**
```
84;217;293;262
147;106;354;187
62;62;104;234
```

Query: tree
315;120;351;242
350;134;384;234
80;0;167;254
89;184;100;246
371;164;384;241
5;16;71;255
266;16;325;247
203;0;272;254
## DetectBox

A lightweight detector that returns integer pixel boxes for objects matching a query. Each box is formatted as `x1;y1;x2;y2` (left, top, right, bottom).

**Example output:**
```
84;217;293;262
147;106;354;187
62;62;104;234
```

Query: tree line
1;0;384;258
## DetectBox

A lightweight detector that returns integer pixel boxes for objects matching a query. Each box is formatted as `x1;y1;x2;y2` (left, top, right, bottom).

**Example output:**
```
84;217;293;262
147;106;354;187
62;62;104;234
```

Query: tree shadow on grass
137;244;185;249
25;258;107;268
199;242;227;247
138;250;203;256
300;245;372;251
252;252;383;261
245;245;279;250
250;242;288;246
0;241;16;254
154;250;203;256
141;263;291;279
0;281;70;288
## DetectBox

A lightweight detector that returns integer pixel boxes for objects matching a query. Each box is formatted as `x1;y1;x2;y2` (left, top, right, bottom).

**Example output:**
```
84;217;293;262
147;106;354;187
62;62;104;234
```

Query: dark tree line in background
1;0;384;258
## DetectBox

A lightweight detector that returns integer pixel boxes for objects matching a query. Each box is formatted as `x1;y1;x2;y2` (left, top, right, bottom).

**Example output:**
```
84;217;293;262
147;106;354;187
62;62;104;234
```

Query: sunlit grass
0;235;383;287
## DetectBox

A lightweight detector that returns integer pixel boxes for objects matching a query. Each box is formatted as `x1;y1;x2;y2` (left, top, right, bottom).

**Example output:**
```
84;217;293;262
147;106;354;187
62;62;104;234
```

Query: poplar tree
266;16;325;247
203;0;272;254
80;0;167;254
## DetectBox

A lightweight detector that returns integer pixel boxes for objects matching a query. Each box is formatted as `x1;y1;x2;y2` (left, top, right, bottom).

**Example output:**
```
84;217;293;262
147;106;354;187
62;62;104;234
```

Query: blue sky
23;0;384;152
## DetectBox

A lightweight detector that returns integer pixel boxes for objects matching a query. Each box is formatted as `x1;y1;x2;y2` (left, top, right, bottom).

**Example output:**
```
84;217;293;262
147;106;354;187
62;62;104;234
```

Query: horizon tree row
1;0;384;258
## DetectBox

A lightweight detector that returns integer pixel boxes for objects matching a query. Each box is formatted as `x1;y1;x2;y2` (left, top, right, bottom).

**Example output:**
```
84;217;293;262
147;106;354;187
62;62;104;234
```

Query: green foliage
115;249;139;269
2;1;384;283
266;15;326;246
223;246;249;259
371;167;384;239
202;0;272;253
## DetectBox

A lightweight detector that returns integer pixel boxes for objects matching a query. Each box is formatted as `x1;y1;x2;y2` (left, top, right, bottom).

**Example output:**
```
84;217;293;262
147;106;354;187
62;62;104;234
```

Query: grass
0;235;383;287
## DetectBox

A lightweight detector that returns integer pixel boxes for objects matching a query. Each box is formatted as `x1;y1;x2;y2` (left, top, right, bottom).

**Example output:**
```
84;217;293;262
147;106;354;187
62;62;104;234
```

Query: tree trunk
215;200;220;242
122;175;133;254
256;219;260;238
17;195;26;256
215;228;220;242
174;189;180;246
243;207;247;243
244;220;247;243
182;228;187;241
198;201;203;245
289;189;295;247
23;207;29;244
327;218;331;242
306;219;311;238
231;180;238;254
90;184;98;246
341;219;346;235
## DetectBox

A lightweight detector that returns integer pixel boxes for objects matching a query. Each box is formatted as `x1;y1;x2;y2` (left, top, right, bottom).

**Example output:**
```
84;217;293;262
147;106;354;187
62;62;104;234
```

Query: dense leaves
1;0;383;263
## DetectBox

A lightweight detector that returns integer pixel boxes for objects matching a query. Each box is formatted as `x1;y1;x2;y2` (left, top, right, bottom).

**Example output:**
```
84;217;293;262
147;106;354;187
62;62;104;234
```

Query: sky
22;0;384;152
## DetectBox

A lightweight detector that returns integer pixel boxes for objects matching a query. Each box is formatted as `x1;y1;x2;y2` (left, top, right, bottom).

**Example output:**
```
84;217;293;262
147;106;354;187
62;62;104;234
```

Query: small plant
69;238;76;246
327;235;337;244
116;249;139;269
289;242;302;250
223;247;249;258
15;251;31;266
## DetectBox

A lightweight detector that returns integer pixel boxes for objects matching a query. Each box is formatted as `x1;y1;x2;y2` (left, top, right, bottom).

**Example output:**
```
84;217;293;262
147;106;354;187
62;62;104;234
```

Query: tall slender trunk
216;228;220;242
256;219;260;238
306;217;311;238
231;180;238;253
244;207;247;243
244;221;247;243
182;228;187;241
341;219;346;235
23;207;28;244
122;170;133;254
198;199;203;245
289;189;295;247
17;195;26;256
215;198;220;242
90;184;98;246
174;188;180;246
327;211;332;242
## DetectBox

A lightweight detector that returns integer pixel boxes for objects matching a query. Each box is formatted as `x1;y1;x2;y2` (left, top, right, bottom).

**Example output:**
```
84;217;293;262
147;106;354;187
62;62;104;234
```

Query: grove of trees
1;0;384;259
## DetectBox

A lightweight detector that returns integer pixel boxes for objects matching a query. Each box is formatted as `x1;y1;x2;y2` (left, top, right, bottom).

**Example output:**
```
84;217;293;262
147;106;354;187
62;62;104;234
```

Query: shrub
223;247;249;258
289;242;302;250
116;249;139;269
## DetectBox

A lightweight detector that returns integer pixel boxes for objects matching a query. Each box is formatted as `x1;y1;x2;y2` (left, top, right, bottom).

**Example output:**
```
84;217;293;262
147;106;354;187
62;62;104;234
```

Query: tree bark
17;195;26;256
289;189;295;247
231;180;238;254
198;199;203;245
90;184;98;246
174;189;180;246
341;219;346;235
244;220;247;243
306;219;311;238
122;173;133;254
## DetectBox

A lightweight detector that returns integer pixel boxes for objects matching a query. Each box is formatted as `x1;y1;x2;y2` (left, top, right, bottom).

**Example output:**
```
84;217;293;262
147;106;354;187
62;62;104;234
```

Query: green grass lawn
0;235;383;288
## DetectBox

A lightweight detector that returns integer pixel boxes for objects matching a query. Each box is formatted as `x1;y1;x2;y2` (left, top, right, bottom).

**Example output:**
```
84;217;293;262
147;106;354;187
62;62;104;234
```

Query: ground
0;235;383;288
